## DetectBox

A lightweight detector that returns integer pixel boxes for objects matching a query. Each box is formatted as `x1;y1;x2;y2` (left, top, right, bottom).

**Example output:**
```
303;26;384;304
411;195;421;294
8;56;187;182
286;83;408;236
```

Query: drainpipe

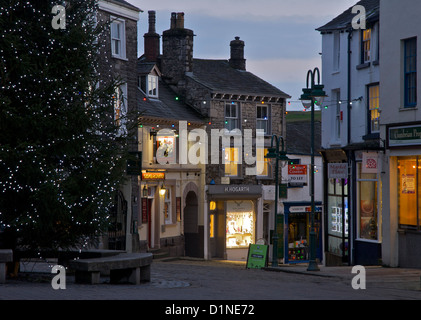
347;28;353;266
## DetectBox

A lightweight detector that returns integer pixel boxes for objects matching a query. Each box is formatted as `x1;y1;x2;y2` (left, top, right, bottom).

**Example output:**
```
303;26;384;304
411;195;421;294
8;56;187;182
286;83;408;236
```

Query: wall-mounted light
143;185;148;197
159;186;166;196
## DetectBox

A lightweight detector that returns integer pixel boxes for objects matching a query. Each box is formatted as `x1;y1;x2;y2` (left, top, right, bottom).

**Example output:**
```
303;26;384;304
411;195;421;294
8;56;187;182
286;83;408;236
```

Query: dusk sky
130;0;358;110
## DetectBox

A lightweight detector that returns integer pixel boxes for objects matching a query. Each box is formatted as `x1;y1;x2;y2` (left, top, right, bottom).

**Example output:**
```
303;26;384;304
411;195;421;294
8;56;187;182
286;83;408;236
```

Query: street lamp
300;67;327;272
265;135;289;268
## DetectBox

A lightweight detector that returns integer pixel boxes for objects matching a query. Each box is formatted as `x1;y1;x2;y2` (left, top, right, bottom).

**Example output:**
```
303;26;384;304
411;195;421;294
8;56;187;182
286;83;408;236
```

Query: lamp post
265;135;289;268
300;67;327;272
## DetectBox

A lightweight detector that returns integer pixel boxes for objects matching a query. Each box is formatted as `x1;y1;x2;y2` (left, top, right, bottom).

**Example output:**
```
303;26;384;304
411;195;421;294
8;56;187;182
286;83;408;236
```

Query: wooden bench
0;249;13;284
69;253;153;285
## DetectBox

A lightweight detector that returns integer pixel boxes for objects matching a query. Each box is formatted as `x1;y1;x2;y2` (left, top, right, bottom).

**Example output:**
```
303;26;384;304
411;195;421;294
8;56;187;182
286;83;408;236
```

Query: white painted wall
320;24;380;149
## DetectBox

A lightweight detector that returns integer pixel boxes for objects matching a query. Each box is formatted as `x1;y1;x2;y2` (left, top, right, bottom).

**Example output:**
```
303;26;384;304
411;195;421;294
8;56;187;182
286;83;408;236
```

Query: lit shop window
357;163;379;240
398;157;421;229
226;201;254;248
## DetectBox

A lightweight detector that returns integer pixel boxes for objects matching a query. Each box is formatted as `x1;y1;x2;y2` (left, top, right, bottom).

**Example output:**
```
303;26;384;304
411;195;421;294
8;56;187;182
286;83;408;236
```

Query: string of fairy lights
0;1;135;248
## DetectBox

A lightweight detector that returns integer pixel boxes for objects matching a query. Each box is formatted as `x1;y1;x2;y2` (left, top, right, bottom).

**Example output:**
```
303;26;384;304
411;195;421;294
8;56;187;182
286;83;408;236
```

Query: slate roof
188;59;290;99
137;78;205;124
286;121;321;155
316;0;379;32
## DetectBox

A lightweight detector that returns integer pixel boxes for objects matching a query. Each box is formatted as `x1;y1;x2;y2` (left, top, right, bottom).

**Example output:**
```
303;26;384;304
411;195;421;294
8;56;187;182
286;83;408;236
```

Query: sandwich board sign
246;244;269;269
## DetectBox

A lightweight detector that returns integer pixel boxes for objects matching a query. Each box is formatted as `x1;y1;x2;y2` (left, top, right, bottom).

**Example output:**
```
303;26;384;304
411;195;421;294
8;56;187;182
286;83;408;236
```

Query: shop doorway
284;202;323;264
184;191;203;258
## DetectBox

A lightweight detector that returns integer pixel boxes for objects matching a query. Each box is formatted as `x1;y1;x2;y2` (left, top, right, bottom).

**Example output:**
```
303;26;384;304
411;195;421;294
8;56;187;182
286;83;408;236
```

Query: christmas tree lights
0;0;137;252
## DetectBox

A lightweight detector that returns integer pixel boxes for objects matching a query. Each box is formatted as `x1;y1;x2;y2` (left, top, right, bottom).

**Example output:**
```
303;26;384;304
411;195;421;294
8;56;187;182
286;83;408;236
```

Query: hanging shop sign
246;244;269;269
362;152;379;174
142;172;165;180
288;164;307;185
328;163;348;179
389;125;421;147
156;134;176;164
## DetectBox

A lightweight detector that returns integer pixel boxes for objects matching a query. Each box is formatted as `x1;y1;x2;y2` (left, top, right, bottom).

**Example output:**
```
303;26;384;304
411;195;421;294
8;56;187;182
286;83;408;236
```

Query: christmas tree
0;0;135;252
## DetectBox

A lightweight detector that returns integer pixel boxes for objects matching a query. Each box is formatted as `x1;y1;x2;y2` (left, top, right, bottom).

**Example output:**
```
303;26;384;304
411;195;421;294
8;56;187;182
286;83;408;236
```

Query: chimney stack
143;11;160;62
161;13;194;86
229;36;246;70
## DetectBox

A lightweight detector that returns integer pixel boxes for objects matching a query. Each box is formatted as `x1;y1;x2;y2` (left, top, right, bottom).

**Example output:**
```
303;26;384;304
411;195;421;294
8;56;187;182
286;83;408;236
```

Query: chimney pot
148;11;156;33
171;12;177;29
144;10;160;62
176;12;185;29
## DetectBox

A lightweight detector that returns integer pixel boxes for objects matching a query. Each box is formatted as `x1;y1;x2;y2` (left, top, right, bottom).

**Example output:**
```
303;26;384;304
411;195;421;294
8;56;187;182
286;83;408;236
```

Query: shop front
283;202;323;264
384;123;421;267
207;185;262;261
321;149;349;266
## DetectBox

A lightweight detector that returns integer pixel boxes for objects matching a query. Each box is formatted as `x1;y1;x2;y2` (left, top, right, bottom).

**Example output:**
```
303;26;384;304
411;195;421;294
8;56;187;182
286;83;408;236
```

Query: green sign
389;125;421;147
246;244;269;269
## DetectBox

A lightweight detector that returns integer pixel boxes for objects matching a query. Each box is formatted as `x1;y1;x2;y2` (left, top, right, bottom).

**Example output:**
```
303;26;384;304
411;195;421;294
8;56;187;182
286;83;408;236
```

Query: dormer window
148;75;158;98
138;75;159;98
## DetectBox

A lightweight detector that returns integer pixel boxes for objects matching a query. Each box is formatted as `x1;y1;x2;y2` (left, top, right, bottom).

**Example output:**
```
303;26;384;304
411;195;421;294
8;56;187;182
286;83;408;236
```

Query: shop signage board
288;164;307;185
142;172;165;180
389;125;421;147
362;152;379;174
328;163;348;179
246;244;269;269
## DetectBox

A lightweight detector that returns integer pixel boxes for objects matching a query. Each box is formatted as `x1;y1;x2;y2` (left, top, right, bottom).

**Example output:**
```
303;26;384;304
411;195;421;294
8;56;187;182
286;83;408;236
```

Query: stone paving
0;258;420;301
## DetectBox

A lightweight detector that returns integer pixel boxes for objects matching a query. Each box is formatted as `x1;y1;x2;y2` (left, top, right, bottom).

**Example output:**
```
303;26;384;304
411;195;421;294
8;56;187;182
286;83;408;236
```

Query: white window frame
114;83;128;136
256;104;270;135
164;187;172;225
111;17;126;60
147;75;159;98
225;102;240;131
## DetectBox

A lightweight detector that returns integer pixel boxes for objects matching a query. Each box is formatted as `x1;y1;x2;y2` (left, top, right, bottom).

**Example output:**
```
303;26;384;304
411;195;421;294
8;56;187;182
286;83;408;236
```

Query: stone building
97;0;142;252
155;12;290;261
135;12;207;258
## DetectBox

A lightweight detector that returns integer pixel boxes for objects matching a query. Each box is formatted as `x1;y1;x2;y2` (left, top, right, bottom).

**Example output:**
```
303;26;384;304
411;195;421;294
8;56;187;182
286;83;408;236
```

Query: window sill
356;62;370;70
363;133;380;141
399;106;418;111
256;176;273;181
356;238;381;244
112;55;128;61
398;228;421;234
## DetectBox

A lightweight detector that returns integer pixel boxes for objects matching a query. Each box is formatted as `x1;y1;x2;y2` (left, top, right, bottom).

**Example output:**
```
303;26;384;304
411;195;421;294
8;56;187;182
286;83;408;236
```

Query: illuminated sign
142;172;165;180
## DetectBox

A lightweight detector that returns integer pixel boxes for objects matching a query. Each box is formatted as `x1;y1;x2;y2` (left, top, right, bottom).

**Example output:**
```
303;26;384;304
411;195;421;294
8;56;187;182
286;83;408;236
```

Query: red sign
288;165;307;175
288;164;308;185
